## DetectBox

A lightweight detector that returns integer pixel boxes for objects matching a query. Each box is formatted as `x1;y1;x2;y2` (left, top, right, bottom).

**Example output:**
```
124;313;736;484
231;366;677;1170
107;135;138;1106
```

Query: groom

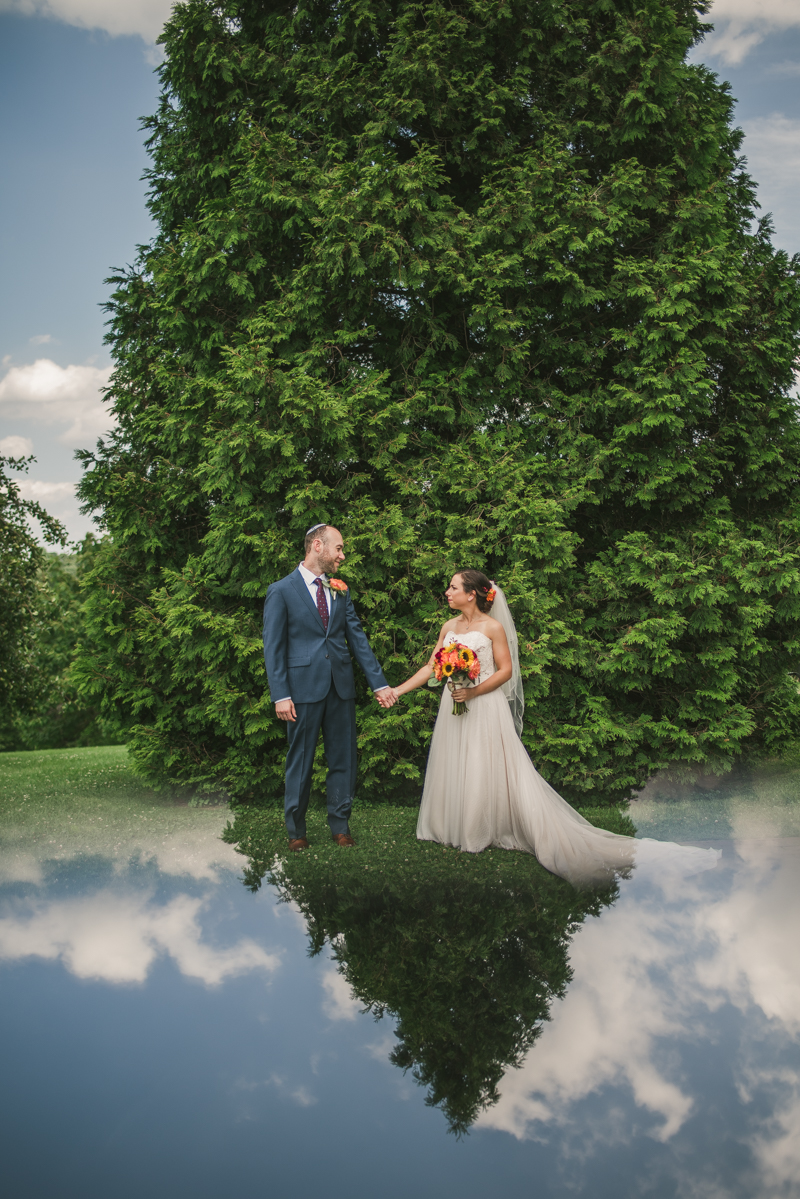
262;523;396;851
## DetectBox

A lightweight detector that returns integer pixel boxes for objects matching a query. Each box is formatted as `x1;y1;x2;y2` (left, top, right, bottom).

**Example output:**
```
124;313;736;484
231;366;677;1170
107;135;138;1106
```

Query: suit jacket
262;569;388;704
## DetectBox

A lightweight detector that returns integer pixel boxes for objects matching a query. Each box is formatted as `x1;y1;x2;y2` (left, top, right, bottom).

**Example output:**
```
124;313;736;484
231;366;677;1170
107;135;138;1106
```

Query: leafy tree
1;535;123;751
0;455;67;738
77;0;800;805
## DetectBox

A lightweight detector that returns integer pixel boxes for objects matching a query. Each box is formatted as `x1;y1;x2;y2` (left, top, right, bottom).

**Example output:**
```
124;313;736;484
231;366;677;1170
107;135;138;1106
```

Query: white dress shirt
297;561;331;615
272;564;388;703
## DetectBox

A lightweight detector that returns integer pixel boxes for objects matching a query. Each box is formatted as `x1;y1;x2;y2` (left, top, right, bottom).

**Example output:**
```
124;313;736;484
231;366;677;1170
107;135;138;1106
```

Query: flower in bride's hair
485;587;496;603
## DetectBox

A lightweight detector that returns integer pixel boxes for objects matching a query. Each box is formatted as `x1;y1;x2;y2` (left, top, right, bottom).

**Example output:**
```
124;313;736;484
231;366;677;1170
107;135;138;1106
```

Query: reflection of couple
263;524;714;885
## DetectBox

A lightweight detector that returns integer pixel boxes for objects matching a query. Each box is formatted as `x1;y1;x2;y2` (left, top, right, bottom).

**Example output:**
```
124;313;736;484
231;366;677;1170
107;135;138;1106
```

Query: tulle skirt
417;685;719;888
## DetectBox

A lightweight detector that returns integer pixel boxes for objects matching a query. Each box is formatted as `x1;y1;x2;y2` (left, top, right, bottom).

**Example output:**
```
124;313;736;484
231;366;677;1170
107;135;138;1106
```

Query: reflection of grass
633;758;800;841
0;747;229;875
0;745;163;825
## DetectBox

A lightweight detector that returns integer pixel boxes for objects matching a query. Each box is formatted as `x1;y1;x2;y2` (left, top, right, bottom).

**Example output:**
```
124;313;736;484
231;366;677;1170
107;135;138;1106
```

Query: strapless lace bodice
444;630;495;680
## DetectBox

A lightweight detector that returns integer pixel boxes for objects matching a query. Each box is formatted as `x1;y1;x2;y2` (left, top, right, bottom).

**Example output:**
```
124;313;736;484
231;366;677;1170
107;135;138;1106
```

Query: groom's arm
263;584;291;704
343;592;390;695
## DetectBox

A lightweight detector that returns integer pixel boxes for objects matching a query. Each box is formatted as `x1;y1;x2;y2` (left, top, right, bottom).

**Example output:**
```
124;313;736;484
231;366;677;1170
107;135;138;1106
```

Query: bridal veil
490;583;524;736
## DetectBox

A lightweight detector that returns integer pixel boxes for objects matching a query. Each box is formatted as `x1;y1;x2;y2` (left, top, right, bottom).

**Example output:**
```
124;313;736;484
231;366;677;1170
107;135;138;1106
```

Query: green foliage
225;801;620;1133
77;0;800;805
1;536;124;752
0;455;67;733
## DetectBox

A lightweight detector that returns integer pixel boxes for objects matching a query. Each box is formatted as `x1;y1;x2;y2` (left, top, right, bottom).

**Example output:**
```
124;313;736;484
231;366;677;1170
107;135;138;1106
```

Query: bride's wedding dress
417;631;720;887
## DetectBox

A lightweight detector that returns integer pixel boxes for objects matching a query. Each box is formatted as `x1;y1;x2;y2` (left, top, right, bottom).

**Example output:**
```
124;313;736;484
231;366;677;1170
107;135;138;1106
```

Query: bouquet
427;641;481;716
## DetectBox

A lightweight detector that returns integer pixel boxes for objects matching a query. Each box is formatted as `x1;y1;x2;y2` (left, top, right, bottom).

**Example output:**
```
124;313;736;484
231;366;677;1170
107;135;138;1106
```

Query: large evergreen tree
77;0;800;804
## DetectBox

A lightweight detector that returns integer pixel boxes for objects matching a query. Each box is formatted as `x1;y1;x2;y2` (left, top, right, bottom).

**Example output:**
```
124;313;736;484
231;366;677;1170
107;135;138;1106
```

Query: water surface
1;748;799;1198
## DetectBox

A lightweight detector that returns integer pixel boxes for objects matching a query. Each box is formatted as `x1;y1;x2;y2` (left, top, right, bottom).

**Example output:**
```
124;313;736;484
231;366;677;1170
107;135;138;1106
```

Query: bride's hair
457;569;495;613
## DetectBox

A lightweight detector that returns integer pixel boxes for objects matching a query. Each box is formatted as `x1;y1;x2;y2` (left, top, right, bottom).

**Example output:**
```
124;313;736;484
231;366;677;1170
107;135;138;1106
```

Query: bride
393;570;719;888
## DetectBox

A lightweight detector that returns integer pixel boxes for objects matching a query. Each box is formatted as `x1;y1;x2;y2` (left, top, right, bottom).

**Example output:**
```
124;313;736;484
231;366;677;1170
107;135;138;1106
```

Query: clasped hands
275;688;399;722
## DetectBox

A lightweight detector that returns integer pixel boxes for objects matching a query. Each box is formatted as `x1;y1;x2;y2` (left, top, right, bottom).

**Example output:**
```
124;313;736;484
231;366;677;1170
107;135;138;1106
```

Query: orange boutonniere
322;577;348;601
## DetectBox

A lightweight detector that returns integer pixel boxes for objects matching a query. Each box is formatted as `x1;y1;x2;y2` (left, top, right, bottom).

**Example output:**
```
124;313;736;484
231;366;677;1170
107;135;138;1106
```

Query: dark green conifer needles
77;0;800;804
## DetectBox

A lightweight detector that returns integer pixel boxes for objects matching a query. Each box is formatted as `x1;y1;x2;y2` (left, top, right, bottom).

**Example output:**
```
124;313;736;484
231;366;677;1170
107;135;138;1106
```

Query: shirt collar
298;562;327;584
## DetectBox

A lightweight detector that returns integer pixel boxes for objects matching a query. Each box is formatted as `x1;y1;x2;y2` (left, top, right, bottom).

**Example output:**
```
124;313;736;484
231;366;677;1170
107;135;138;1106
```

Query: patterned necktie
313;577;329;631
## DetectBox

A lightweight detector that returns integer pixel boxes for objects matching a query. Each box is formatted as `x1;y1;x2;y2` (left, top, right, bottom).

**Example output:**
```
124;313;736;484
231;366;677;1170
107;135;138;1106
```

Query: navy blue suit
263;569;388;838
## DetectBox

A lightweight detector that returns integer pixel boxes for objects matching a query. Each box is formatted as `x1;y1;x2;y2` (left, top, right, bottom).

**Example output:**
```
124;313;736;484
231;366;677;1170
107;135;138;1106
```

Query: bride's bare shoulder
483;616;507;639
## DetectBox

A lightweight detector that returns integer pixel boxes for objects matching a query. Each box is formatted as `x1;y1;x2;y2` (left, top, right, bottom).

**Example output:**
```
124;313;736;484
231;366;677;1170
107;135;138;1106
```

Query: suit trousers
284;681;357;839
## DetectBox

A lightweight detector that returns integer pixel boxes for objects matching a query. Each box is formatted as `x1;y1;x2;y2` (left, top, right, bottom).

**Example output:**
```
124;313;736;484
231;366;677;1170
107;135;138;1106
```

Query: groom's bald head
304;523;336;554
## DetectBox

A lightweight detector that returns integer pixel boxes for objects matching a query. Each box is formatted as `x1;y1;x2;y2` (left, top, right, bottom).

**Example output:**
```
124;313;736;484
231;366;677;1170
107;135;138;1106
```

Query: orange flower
328;578;348;592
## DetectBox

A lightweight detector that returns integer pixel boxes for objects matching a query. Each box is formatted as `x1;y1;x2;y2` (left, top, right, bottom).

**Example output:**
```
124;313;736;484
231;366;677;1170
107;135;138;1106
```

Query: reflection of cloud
0;890;280;985
697;837;800;1033
704;0;800;63
0;852;44;886
478;830;800;1176
0;358;114;446
266;1074;317;1107
233;1073;318;1108
321;965;361;1021
478;897;698;1142
751;1092;800;1194
0;0;173;42
365;1034;396;1063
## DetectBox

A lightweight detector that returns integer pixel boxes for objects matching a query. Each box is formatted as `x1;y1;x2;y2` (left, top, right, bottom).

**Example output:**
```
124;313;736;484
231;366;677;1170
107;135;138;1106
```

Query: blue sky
1;0;799;544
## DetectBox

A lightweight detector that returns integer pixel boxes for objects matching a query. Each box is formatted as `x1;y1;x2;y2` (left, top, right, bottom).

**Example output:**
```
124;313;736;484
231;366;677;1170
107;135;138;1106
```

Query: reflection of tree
228;811;617;1134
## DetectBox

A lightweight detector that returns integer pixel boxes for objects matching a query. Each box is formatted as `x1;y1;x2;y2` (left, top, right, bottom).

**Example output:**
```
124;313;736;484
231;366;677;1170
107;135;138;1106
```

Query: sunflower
441;662;455;677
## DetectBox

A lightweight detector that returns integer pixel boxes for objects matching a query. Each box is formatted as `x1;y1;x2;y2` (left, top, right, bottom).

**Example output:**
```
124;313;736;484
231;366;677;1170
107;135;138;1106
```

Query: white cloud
0;0;175;42
17;479;76;502
0;889;280;985
0;434;34;457
29;333;52;345
705;0;800;63
741;114;800;254
0;358;114;447
13;477;88;544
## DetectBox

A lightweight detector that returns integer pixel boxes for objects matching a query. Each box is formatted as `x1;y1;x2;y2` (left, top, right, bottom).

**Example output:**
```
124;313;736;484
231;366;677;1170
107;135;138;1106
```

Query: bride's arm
451;624;512;701
393;624;451;697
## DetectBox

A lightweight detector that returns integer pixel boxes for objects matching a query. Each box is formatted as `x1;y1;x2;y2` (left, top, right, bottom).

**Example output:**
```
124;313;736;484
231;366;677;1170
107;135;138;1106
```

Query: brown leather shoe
331;833;355;847
288;837;309;851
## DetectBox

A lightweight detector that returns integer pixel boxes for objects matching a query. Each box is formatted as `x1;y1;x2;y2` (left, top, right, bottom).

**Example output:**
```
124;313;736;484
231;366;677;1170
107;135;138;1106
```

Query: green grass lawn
0;744;636;890
224;799;634;901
